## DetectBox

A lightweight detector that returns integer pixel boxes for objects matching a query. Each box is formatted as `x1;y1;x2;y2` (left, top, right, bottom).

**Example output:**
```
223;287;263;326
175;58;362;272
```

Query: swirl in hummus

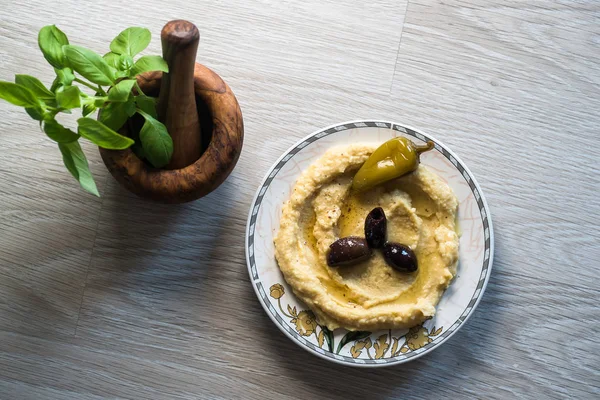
274;145;459;331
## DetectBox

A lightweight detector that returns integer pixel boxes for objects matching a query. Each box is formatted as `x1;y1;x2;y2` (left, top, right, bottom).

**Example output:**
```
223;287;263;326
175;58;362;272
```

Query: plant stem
74;78;104;94
134;81;146;97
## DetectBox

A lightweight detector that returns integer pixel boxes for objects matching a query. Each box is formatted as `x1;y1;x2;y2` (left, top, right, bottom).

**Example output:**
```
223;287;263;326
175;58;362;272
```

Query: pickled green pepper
352;137;434;192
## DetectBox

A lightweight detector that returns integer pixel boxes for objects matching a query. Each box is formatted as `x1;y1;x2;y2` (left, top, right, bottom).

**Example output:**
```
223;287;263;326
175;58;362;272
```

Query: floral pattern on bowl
269;282;444;359
246;121;494;367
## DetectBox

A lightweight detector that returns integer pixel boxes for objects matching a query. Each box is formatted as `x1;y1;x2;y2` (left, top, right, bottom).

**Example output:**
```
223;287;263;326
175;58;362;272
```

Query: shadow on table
256;265;505;398
89;178;237;288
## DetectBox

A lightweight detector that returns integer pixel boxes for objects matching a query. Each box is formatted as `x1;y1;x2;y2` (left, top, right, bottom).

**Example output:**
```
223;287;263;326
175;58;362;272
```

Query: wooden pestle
157;20;202;170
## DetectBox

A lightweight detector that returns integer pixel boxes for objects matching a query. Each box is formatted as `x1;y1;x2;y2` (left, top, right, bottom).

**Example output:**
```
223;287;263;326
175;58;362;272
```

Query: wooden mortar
99;20;244;203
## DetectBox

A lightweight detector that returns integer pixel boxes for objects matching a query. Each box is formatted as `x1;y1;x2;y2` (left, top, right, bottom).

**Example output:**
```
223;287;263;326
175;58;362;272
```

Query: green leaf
137;109;173;168
130;55;168;76
77;118;134;149
63;45;115;86
108;79;135;102
118;54;134;71
124;97;137;116
50;78;60;92
0;81;41;108
58;140;99;196
51;68;75;92
56;85;81;109
82;103;97;117
38;25;69;69
115;71;130;79
135;95;157;118
15;75;54;100
336;331;371;354
82;90;103;117
44;119;79;143
110;27;151;57
103;52;120;69
25;107;45;121
57;68;75;85
98;97;134;131
94;97;108;107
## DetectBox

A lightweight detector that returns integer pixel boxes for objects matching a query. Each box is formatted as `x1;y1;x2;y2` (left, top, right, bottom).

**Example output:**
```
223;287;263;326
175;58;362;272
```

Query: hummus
274;145;459;331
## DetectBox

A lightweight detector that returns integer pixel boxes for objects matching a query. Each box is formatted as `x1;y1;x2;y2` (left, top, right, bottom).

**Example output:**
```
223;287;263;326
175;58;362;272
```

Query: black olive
383;242;418;272
364;207;386;249
327;237;372;267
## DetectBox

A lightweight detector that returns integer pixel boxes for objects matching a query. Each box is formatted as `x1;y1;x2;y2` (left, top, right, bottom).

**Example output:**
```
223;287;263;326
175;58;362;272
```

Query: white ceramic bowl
245;120;494;367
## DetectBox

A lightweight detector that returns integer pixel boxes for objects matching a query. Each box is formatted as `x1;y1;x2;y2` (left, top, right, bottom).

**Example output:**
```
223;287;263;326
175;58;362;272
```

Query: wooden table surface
1;1;599;398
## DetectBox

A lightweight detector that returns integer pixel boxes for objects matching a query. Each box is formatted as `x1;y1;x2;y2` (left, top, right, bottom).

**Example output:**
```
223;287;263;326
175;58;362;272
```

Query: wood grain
158;20;202;169
0;0;599;399
100;63;244;203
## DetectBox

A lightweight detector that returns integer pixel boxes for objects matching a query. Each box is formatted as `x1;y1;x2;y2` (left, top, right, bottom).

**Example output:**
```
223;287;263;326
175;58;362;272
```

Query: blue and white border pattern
246;121;493;366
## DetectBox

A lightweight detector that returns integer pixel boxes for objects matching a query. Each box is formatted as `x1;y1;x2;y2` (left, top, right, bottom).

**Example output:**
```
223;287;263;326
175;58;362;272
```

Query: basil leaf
15;75;54;100
98;97;134;131
58;140;99;196
103;52;120;69
93;97;108;107
56;85;81;109
130;55;169;76
82;91;102;117
82;103;97;117
110;27;151;57
124;97;137;116
25;107;45;121
118;54;134;71
0;81;41;108
115;71;130;79
135;95;157;118
50;78;59;92
107;79;135;102
57;68;75;85
38;25;69;69
44;119;79;143
137;109;173;168
63;45;116;86
51;68;75;92
77;118;134;149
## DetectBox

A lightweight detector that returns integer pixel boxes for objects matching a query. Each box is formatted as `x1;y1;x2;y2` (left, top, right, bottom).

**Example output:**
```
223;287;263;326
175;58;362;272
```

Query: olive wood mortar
99;20;244;203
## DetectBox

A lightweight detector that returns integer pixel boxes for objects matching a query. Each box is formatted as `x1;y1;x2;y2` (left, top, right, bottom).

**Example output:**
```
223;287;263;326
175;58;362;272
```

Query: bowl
245;120;493;367
99;65;244;204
